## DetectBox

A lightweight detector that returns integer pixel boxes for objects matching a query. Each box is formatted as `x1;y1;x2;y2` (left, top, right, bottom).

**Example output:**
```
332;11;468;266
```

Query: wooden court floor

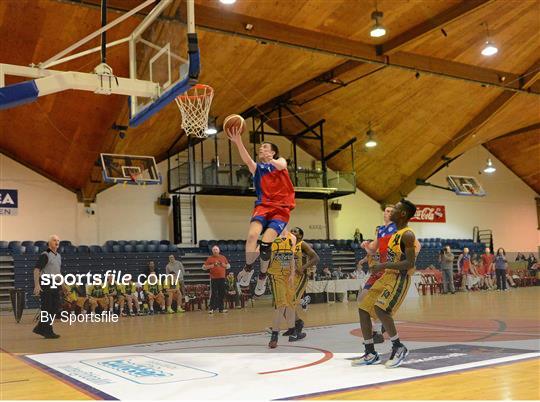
1;287;539;400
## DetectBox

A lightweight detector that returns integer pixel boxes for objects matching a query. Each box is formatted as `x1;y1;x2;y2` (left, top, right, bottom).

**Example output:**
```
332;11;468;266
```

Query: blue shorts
251;205;290;234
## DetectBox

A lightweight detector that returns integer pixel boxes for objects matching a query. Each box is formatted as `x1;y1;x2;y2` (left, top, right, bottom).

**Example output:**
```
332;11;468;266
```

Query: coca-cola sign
410;205;446;223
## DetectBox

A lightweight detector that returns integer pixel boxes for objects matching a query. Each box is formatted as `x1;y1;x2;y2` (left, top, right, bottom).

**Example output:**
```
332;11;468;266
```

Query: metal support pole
320;123;327;187
214;133;219;184
228;138;233;185
100;0;107;64
324;199;330;240
192;194;198;245
293;139;298;186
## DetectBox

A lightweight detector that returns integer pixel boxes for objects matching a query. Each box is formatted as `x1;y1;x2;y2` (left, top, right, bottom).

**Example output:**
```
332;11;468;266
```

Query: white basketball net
175;84;214;138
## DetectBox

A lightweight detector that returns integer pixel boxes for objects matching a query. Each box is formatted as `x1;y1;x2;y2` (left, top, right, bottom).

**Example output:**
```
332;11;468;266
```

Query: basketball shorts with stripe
293;273;308;306
358;270;411;319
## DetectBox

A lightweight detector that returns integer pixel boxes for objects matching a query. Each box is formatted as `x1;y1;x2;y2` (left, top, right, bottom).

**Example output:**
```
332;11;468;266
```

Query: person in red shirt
203;246;231;314
227;123;295;298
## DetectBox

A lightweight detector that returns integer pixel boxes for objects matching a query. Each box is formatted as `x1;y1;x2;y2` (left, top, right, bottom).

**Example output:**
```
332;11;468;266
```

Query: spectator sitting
225;272;242;309
353;228;363;243
332;267;347;280
145;261;159;278
321;267;332;280
527;253;538;275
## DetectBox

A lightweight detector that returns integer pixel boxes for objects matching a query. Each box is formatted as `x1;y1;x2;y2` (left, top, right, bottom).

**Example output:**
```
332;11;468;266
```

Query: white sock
390;334;400;342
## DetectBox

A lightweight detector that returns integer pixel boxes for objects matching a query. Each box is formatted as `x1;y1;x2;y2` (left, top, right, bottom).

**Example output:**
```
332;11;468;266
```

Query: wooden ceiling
0;0;539;203
484;126;540;192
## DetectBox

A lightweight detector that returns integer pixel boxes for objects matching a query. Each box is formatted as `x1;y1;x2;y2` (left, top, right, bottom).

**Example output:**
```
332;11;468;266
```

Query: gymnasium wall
408;146;539;252
0;154;82;242
0;154;171;244
95;163;172;243
195;190;381;241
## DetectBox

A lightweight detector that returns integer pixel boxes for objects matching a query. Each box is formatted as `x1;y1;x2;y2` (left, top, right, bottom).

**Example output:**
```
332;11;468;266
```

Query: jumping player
355;199;418;368
267;230;304;348
359;205;397;343
226;124;295;296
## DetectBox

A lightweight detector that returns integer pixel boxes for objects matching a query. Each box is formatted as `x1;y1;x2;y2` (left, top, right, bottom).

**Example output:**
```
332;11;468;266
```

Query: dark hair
262;142;279;159
496;248;506;256
292;226;304;238
400;199;417;220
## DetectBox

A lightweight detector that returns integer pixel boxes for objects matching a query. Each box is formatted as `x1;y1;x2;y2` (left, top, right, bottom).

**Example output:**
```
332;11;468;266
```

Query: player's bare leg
243;220;262;272
358;289;384;344
351;308;381;366
375;305;409;368
255;227;280;296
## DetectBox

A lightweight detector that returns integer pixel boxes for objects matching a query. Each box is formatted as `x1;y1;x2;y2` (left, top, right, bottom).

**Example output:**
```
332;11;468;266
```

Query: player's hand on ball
226;125;242;143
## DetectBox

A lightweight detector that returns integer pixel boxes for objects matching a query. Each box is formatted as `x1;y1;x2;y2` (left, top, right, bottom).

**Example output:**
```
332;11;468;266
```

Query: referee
33;234;62;339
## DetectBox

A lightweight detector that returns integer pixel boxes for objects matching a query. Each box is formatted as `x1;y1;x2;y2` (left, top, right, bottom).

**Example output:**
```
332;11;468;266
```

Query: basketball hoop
175;84;214;138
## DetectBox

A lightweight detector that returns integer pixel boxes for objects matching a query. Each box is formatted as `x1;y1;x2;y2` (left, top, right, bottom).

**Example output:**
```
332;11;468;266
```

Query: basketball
223;114;245;139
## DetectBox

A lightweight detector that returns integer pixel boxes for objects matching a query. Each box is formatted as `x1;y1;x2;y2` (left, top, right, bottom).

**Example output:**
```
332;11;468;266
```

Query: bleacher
1;236;488;309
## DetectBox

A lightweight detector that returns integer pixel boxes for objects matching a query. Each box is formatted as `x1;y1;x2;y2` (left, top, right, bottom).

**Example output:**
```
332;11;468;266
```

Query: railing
169;161;356;193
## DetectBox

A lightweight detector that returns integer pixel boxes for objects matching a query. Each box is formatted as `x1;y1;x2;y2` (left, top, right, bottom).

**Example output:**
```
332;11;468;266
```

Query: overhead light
205;116;217;135
365;124;377;148
219;0;236;4
483;158;496;173
481;40;498;56
480;22;498;56
370;10;386;38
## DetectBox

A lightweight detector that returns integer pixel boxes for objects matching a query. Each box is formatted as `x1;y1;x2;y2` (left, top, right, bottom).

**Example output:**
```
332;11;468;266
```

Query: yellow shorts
269;272;294;308
358;270;411;319
293;274;308;306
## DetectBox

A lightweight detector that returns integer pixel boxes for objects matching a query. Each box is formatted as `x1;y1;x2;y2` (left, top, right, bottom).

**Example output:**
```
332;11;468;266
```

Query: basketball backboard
100;153;161;185
447;175;486;197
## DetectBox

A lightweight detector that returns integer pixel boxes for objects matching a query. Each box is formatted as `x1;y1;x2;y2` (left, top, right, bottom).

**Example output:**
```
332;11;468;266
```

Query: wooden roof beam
382;58;540;204
60;0;540;96
378;0;495;55
189;4;539;96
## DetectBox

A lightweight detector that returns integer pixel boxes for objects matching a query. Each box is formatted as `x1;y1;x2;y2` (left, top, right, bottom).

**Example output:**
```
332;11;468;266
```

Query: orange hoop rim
176;84;214;100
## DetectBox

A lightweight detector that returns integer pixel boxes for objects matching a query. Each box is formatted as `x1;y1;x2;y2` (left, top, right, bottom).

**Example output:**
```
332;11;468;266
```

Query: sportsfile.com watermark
39;270;182;325
40;270;179;289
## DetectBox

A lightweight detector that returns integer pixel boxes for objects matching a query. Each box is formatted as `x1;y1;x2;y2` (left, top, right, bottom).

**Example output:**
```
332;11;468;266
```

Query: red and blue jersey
377;222;397;263
253;162;295;210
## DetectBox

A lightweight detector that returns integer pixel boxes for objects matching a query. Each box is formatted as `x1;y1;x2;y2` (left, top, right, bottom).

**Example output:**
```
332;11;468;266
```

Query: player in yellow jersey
355;199;417;368
63;284;88;314
87;284;109;313
163;274;185;314
267;230;304;348
143;274;165;315
105;276;126;315
287;226;319;337
123;279;140;316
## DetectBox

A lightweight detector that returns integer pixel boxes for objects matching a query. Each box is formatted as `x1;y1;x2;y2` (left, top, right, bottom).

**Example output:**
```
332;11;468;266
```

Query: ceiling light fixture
219;0;236;4
481;22;498;56
205;116;218;135
483;158;496;173
370;10;386;38
365;123;377;148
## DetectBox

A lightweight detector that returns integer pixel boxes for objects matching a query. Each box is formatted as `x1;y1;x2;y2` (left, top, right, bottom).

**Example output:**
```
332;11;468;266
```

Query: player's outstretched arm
301;242;320;273
268;157;287;171
227;125;257;174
